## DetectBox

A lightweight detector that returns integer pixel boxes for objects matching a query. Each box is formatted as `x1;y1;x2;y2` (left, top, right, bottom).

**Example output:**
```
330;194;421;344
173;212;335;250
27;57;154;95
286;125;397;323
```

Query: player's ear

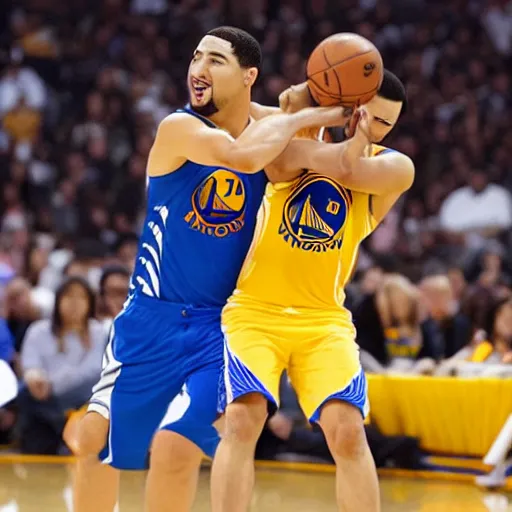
244;67;258;87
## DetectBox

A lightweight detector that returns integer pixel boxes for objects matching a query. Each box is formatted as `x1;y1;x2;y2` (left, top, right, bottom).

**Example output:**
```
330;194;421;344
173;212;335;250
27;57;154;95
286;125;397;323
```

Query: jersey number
326;200;340;215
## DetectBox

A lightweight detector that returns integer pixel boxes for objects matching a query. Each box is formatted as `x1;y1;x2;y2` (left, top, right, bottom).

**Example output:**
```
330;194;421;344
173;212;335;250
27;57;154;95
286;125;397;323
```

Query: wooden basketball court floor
1;460;511;511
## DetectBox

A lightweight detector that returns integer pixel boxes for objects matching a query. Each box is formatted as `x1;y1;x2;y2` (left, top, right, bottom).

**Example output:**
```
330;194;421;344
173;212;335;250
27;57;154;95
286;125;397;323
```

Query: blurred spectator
18;277;104;454
0;299;14;364
436;298;512;377
97;264;130;334
439;170;512;250
447;266;468;305
256;375;425;469
420;274;472;359
5;277;42;357
355;274;439;374
0;47;46;116
114;233;139;272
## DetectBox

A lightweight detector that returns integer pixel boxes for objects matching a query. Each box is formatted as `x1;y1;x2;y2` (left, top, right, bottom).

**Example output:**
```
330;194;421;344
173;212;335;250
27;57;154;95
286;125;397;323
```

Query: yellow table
367;375;512;456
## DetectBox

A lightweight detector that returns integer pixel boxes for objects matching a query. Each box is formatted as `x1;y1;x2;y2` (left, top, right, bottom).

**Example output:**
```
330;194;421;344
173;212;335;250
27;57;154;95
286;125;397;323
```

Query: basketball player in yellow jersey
211;70;414;512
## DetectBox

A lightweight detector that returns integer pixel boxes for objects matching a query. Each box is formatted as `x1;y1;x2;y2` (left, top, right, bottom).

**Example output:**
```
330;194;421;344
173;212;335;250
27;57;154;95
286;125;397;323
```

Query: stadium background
0;0;511;508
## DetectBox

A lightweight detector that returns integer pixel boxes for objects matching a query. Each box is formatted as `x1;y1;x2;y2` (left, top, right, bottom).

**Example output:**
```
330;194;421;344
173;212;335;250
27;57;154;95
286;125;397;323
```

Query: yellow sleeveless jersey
230;144;391;311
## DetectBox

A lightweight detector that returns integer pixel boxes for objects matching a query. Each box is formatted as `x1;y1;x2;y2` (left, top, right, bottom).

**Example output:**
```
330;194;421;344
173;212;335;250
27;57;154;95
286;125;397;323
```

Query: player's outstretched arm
250;82;314;120
148;106;348;177
271;109;414;194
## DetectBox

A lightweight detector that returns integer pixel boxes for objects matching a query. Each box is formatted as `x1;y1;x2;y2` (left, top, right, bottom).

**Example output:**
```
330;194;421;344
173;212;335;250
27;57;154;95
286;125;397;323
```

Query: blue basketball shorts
88;296;223;470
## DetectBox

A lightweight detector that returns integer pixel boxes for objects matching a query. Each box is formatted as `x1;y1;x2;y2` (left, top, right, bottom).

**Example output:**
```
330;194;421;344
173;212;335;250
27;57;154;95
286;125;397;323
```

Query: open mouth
191;77;211;102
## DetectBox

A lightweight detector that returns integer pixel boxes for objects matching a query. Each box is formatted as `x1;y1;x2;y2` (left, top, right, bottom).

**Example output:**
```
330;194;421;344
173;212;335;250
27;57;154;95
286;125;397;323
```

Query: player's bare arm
249;102;279;120
147;106;349;177
250;82;313;120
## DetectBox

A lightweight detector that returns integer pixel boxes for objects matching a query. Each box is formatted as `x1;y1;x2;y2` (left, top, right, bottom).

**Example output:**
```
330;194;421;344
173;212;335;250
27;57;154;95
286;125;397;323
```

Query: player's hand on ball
279;83;314;113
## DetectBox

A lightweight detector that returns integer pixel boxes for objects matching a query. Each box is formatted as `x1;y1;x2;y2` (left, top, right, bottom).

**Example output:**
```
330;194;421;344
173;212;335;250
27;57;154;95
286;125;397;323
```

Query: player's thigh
222;324;286;411
159;365;221;459
289;330;368;423
91;327;186;470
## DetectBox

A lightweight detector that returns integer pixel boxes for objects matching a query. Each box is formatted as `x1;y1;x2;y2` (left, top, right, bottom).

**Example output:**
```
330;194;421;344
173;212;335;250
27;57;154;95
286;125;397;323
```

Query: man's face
187;35;256;116
469;171;488;193
356;95;402;143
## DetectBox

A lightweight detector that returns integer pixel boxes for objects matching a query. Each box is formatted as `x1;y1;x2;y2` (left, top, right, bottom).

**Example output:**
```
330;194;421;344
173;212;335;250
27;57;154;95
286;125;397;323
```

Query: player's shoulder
157;110;230;142
372;144;414;170
158;111;203;133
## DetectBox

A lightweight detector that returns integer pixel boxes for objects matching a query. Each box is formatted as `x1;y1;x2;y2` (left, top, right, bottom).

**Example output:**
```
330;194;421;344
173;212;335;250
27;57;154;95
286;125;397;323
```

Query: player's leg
67;334;122;512
290;330;379;512
211;331;285;512
319;399;379;512
74;308;188;511
145;366;221;512
70;411;119;512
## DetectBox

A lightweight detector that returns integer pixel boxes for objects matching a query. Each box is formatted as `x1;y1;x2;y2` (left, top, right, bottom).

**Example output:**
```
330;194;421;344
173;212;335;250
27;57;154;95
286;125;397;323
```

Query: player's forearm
336;130;370;177
249;102;280;120
228;108;341;173
291;131;368;179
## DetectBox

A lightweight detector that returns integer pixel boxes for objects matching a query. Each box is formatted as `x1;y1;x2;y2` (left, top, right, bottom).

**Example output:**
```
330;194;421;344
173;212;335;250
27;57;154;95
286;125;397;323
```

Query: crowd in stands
1;0;511;461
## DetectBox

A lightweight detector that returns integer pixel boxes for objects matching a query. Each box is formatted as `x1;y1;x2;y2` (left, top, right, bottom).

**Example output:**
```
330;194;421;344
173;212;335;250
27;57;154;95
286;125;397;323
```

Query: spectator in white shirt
439;170;512;248
0;48;47;116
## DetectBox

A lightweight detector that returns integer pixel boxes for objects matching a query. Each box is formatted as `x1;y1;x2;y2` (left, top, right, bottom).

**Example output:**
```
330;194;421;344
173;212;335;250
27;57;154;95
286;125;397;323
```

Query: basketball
306;33;384;107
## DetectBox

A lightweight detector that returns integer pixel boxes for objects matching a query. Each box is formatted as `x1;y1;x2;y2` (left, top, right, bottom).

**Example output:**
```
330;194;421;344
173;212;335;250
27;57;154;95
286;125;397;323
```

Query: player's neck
209;99;251;139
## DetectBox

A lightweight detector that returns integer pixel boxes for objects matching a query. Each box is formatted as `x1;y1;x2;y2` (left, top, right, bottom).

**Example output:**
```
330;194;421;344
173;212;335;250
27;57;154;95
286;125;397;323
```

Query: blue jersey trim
175;105;217;128
375;148;396;156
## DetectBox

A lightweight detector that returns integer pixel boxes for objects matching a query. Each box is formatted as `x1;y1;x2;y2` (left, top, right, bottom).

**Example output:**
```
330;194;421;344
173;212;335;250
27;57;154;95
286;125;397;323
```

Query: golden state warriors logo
279;175;350;252
184;170;246;238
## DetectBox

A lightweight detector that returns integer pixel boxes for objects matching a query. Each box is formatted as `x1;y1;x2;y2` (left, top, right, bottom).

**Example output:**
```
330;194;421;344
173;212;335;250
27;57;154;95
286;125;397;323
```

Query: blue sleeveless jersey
129;106;267;308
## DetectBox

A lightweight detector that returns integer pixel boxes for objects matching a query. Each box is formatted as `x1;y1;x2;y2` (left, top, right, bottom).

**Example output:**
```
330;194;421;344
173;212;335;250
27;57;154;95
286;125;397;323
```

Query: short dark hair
378;69;407;113
114;233;139;253
207;26;262;72
99;264;130;297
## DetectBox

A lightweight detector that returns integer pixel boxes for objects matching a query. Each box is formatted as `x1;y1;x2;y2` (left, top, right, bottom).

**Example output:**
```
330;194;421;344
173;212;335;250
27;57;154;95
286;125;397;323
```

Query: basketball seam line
322;47;342;98
309;85;380;100
310;49;376;98
324;48;374;68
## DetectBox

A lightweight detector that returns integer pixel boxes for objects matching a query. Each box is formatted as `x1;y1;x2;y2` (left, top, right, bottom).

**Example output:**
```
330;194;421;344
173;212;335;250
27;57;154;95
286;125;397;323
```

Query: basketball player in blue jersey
68;26;346;512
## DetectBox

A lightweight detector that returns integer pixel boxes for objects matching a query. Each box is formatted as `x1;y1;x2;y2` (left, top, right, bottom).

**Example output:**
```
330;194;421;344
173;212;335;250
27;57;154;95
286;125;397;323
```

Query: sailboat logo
282;175;350;248
186;170;247;237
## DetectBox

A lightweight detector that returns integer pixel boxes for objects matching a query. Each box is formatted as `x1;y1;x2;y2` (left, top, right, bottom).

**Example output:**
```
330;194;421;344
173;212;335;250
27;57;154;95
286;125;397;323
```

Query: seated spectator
256;376;425;470
18;276;104;454
114;233;139;272
5;277;43;361
420;274;472;359
436;298;512;377
0;292;14;364
447;266;468;306
0;294;15;445
354;274;439;374
439;169;512;251
97;264;130;334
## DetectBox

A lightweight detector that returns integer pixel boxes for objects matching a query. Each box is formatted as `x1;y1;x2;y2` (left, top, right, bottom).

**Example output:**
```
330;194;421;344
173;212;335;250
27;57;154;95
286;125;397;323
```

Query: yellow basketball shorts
220;302;369;422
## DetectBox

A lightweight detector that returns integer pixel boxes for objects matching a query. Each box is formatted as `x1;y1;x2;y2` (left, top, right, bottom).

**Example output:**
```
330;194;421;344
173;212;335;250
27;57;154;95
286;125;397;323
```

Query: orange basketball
306;33;384;107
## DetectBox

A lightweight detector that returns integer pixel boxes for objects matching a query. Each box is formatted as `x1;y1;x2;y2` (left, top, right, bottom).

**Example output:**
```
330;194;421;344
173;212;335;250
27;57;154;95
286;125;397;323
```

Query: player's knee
74;413;109;457
224;394;268;444
319;401;367;461
149;430;203;475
